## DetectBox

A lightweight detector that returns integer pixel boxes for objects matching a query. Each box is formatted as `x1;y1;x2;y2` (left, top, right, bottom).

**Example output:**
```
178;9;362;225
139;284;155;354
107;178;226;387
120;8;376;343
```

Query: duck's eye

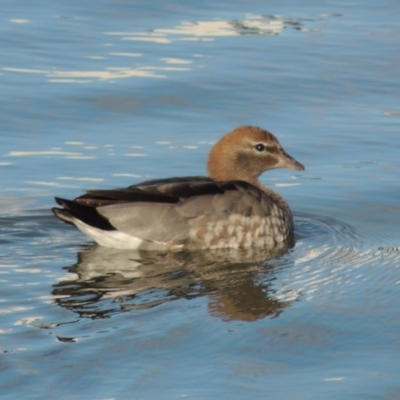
254;144;265;152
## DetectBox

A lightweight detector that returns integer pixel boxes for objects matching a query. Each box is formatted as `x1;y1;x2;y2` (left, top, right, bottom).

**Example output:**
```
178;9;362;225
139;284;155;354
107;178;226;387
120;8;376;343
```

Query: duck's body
53;126;304;250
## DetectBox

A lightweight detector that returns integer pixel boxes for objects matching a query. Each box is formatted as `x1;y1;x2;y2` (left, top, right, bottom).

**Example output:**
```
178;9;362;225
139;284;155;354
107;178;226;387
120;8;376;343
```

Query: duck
52;126;304;250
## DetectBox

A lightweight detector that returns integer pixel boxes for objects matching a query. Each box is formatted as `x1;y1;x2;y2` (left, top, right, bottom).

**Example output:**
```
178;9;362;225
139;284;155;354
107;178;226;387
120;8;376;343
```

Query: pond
1;0;400;399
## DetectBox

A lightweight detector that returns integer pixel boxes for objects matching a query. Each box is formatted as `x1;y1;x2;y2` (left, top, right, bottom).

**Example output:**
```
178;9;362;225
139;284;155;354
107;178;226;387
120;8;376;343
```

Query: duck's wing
73;176;217;207
53;177;276;246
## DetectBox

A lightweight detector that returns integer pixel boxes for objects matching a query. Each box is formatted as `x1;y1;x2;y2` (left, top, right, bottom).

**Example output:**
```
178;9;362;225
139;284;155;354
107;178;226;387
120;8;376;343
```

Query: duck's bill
277;151;305;171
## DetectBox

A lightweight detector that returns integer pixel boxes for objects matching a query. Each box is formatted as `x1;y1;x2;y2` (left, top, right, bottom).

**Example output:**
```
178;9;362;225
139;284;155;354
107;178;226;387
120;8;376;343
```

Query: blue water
1;1;400;399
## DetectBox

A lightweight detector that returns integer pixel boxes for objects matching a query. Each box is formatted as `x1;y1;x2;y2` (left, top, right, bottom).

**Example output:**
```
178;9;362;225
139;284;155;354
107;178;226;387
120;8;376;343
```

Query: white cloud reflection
8;151;82;157
161;58;193;64
109;52;142;57
3;14;300;84
10;19;30;24
107;14;286;42
156;16;285;37
3;66;166;83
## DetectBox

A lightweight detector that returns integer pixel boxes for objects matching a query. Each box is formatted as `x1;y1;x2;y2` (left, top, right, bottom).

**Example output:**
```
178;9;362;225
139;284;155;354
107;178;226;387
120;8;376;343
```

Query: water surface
1;1;400;399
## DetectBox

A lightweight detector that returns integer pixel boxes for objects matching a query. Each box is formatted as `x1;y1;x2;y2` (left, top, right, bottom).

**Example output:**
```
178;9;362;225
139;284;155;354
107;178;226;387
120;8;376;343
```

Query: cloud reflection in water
2;14;308;84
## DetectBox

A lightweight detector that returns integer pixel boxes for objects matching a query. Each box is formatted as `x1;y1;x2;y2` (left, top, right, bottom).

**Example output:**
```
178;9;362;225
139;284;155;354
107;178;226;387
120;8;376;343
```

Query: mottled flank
52;126;304;250
190;209;291;250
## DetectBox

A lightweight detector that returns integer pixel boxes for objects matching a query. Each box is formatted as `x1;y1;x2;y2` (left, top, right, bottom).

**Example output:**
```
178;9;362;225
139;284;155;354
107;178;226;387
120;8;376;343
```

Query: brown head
207;126;304;185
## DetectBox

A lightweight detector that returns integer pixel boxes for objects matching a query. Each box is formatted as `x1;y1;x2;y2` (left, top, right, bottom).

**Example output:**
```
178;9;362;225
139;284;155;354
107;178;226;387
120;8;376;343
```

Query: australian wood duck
52;126;304;250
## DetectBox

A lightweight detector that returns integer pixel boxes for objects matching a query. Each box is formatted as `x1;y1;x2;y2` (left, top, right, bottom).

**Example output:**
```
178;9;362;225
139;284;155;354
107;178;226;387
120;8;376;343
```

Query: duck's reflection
52;244;293;322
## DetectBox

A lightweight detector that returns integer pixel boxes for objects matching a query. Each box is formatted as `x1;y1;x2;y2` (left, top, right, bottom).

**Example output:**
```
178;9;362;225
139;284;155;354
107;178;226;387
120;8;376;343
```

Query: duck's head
207;126;304;185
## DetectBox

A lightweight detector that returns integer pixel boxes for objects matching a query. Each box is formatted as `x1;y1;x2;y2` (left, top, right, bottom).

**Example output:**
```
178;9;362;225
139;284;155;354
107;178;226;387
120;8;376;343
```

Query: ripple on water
275;213;400;305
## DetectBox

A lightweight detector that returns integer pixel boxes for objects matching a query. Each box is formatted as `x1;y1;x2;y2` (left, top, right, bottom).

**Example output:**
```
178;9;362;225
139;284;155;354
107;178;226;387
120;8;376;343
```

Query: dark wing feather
74;176;231;207
77;189;179;207
129;176;213;188
53;197;115;230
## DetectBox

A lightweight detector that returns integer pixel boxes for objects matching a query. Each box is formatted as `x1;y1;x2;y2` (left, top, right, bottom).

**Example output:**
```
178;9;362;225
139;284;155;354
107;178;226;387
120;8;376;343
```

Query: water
1;0;400;398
